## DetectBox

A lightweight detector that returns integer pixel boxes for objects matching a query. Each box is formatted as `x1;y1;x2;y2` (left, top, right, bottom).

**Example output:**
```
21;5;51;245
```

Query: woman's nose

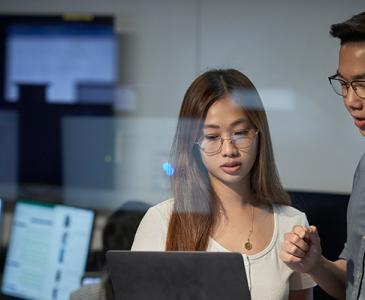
220;138;239;157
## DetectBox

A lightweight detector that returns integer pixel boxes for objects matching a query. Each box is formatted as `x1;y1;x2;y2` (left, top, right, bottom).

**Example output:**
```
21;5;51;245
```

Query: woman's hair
165;69;289;251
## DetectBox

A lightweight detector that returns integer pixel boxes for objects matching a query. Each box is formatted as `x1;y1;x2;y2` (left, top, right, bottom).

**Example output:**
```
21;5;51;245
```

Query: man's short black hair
330;12;365;44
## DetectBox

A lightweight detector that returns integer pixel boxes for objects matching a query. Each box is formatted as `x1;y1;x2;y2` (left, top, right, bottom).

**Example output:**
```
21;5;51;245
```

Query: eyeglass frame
195;129;260;154
328;74;365;99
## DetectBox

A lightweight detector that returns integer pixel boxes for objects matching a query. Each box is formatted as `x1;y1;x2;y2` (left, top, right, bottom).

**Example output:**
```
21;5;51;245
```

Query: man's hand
280;225;322;274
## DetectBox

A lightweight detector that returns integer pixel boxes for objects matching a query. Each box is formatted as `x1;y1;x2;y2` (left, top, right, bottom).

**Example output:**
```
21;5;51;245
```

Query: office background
0;1;363;299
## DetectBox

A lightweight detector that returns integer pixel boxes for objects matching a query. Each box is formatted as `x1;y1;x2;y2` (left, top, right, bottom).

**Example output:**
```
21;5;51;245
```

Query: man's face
338;42;365;136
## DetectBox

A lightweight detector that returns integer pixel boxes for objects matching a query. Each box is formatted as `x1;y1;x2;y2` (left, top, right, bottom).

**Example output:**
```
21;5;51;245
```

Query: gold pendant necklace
244;206;254;251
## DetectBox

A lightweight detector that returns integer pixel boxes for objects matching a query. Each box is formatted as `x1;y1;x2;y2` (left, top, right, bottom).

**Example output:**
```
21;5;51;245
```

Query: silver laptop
106;250;251;300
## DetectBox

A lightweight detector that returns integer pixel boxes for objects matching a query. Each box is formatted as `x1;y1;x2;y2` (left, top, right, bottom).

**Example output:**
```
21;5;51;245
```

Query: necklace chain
244;205;254;251
218;204;255;251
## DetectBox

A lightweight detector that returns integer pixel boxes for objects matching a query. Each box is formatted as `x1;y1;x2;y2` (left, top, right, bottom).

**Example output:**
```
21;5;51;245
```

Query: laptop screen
1;200;94;300
107;251;251;300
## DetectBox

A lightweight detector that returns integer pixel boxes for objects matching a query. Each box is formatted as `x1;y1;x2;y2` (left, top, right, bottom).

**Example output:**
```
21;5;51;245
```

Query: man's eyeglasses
328;74;365;99
196;129;259;154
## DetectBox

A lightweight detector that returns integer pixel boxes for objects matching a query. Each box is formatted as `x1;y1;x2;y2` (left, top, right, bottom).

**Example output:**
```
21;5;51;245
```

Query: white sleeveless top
132;199;316;300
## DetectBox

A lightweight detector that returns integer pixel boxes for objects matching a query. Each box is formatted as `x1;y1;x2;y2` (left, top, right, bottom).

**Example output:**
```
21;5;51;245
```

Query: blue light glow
162;162;174;177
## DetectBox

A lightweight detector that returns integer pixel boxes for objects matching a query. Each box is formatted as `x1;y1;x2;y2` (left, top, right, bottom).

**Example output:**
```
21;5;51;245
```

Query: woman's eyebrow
203;124;220;129
203;118;248;129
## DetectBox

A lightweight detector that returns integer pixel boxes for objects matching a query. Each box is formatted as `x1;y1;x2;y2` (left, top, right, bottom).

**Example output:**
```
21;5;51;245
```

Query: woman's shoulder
150;198;174;212
272;203;307;224
146;198;174;221
131;199;174;251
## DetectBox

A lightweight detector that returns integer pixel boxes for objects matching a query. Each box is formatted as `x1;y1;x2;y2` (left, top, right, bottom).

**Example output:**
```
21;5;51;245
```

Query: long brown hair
166;69;289;251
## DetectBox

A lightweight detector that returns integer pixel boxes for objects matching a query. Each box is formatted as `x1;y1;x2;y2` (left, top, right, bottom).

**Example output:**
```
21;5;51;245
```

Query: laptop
106;251;251;300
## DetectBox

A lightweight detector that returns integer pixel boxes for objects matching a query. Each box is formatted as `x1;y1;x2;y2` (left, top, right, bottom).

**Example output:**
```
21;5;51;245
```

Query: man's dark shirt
340;153;365;299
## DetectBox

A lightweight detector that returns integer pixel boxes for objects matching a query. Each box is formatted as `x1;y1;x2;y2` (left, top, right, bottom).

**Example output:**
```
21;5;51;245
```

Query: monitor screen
5;22;117;104
2;200;95;300
0;15;117;104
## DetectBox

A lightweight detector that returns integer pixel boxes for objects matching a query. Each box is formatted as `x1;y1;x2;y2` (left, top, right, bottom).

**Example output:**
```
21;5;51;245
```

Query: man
280;12;365;300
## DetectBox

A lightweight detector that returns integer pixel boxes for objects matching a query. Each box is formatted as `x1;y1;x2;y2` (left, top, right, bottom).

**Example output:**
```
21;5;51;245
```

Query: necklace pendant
244;241;252;250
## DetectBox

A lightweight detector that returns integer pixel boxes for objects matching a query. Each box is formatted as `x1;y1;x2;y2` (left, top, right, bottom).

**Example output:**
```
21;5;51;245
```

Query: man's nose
344;86;363;110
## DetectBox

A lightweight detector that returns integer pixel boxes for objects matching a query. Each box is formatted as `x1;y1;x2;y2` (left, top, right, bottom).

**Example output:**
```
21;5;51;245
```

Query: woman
132;69;315;299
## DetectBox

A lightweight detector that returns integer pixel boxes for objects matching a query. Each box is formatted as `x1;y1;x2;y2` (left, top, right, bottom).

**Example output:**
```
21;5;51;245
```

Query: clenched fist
280;225;322;274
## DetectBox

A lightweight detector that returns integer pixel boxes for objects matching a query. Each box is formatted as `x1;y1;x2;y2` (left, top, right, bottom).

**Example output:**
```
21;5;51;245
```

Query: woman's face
198;96;258;190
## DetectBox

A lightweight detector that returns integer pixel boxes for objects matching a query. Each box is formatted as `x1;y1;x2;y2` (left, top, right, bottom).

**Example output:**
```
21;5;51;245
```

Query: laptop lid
106;250;251;300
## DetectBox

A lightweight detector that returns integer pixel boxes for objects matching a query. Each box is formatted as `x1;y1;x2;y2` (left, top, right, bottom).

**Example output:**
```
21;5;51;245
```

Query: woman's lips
221;162;241;174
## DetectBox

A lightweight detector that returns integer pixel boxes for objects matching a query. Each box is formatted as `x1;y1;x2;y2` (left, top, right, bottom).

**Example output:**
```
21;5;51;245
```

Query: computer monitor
0;14;117;104
0;14;117;189
1;200;95;300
